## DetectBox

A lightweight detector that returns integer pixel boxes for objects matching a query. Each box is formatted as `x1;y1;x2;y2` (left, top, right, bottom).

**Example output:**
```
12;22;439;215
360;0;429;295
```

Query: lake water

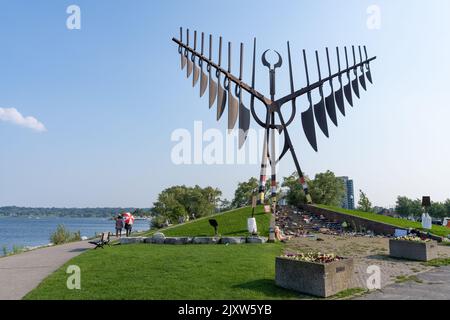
0;216;151;255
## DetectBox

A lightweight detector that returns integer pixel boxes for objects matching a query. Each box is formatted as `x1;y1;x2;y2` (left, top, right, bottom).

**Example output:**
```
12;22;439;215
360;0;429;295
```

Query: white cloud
0;107;47;132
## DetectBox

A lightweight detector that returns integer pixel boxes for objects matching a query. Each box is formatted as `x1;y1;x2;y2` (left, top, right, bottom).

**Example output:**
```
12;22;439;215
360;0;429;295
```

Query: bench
89;232;111;249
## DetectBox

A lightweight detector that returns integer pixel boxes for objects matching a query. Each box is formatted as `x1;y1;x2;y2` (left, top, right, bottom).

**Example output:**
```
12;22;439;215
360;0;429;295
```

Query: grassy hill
145;206;271;237
317;205;450;238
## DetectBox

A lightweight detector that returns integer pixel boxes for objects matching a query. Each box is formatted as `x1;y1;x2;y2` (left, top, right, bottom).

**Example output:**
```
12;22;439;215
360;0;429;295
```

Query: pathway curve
357;266;450;300
0;240;93;300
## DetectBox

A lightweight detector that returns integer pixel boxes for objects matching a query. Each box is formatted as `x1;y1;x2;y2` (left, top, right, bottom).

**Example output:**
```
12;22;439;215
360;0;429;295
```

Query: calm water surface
0;216;151;254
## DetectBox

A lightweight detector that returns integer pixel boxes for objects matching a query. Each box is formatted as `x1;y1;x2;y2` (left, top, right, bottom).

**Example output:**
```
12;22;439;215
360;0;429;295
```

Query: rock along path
0;240;92;300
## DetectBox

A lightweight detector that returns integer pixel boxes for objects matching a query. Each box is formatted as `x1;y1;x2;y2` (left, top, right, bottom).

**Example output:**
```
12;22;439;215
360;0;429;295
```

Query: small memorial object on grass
389;236;437;262
247;217;258;235
275;252;354;298
209;219;219;236
421;196;433;230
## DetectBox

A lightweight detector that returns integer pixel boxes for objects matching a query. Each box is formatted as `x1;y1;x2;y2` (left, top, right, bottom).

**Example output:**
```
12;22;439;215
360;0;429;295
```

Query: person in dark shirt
125;221;133;237
115;215;124;238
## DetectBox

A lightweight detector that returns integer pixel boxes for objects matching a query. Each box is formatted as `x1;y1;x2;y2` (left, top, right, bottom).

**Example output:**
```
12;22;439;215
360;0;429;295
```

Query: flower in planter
281;252;344;263
395;236;431;243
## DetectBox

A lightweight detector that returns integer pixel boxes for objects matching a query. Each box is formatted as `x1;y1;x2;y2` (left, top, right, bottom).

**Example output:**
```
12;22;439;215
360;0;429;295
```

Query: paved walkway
357;266;450;300
0;241;93;300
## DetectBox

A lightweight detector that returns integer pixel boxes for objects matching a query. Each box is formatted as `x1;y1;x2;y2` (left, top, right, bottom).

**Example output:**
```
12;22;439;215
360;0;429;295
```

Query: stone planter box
389;239;438;261
221;237;246;245
119;237;145;245
192;237;221;245
275;257;354;298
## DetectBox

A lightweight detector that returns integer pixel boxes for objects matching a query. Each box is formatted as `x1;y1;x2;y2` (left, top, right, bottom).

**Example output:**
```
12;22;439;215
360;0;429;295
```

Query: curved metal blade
314;99;329;138
217;84;226;120
238;102;250;149
187;59;193;78
192;64;200;87
208;75;217;108
366;70;373;84
359;73;367;91
200;70;208;97
301;106;318;152
325;93;338;127
228;90;238;131
278;139;290;162
344;83;353;106
334;88;346;116
352;77;360;98
181;55;187;70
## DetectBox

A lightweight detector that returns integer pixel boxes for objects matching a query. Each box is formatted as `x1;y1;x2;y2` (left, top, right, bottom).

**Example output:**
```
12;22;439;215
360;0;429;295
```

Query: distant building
338;177;355;210
278;187;289;206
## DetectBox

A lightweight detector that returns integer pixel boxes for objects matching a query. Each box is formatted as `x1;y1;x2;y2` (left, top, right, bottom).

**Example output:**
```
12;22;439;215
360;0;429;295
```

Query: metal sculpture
173;27;376;207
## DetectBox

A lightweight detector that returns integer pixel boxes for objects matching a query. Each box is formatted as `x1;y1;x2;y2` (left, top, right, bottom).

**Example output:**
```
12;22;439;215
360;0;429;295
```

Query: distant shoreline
0;206;153;218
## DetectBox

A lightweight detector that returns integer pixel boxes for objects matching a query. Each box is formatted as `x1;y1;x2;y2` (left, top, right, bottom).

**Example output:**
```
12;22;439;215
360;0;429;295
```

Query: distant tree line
395;196;450;219
0;207;152;218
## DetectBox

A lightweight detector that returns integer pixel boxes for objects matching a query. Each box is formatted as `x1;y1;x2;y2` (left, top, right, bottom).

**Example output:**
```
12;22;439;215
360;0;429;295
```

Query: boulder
164;237;192;245
192;237;221;245
143;237;154;244
246;236;268;244
221;237;246;245
150;232;166;244
119;237;145;245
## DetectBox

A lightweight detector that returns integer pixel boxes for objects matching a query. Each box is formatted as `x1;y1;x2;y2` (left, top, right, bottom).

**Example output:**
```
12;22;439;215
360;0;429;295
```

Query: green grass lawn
25;243;305;300
144;206;271;238
316;205;450;238
26;207;290;300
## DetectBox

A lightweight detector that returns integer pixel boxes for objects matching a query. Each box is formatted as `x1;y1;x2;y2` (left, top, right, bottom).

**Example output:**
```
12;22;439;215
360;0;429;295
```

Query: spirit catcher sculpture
173;28;376;208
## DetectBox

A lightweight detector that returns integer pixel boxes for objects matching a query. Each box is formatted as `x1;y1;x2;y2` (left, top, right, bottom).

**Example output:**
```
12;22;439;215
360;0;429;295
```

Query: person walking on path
115;215;124;238
125;221;132;237
122;212;135;237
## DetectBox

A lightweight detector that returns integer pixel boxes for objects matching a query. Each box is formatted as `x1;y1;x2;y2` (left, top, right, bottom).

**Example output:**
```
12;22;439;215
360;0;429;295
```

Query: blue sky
1;0;449;208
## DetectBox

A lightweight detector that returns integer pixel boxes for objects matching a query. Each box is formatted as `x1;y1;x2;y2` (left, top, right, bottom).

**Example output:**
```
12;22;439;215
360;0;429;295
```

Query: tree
282;170;345;207
218;199;232;212
201;186;222;210
309;171;345;206
231;177;259;208
152;185;222;224
444;199;450;216
395;196;412;217
282;172;308;206
357;190;373;213
395;196;424;218
429;202;447;219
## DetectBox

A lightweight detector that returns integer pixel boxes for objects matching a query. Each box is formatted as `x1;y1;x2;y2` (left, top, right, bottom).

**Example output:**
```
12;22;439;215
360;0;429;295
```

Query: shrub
12;245;25;255
151;216;166;229
50;225;81;245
